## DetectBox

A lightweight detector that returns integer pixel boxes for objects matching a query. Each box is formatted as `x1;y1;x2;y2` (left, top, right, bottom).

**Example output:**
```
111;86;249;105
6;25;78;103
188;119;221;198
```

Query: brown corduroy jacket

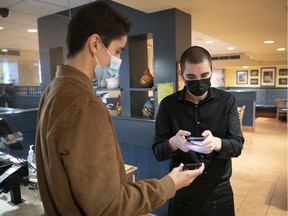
35;65;175;216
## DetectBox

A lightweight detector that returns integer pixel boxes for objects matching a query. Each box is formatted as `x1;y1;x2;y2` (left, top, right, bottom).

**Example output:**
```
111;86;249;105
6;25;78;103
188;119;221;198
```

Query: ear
212;65;216;71
177;69;184;81
177;68;182;75
89;34;101;54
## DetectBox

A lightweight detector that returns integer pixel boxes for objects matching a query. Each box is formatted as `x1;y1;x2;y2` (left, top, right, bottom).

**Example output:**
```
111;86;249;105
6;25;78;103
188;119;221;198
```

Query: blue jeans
168;180;235;216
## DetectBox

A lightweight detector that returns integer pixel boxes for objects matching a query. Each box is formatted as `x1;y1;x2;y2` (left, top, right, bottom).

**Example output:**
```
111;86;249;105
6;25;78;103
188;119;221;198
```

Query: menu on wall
157;83;174;104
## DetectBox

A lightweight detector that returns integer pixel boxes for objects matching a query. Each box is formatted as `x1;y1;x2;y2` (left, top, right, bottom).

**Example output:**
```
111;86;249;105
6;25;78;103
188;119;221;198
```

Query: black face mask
184;78;211;96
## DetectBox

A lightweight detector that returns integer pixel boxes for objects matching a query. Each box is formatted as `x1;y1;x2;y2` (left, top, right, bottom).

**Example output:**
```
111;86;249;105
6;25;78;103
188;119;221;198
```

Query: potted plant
0;83;14;107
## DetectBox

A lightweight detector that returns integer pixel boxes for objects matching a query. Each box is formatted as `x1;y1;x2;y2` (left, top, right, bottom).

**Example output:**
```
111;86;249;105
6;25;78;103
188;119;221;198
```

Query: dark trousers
168;180;235;216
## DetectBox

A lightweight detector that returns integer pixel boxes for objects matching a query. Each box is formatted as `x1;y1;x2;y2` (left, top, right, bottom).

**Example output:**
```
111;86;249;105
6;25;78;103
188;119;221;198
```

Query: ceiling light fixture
205;40;213;44
1;49;8;52
0;26;4;30
277;48;285;51
27;28;37;33
243;66;249;69
264;40;274;44
227;47;234;50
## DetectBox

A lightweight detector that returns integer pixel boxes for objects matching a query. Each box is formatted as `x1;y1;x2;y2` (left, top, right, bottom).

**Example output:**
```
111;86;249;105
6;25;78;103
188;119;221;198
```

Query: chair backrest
275;99;288;120
237;105;246;128
276;99;288;111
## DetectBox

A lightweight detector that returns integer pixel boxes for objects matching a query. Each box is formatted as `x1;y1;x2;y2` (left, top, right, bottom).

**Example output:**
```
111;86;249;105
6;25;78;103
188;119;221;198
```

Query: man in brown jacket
35;1;204;215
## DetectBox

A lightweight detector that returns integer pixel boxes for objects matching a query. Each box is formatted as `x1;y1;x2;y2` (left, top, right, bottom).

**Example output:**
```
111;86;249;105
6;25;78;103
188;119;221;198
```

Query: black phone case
183;163;202;170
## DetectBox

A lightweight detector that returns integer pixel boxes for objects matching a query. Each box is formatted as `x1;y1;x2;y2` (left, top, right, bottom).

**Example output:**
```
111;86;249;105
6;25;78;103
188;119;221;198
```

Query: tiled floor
232;117;287;216
0;117;287;216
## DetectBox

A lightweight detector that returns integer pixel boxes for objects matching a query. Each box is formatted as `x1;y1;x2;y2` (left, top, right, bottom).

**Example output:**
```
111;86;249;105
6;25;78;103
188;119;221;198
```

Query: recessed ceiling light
0;26;4;30
27;29;37;33
243;66;249;69
227;47;234;50
1;49;8;52
264;40;274;44
277;48;285;51
205;40;213;44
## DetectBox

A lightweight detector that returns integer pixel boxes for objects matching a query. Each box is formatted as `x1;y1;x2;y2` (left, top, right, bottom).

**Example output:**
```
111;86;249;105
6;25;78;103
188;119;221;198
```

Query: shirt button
195;105;198;108
204;172;207;175
201;155;204;158
197;121;200;124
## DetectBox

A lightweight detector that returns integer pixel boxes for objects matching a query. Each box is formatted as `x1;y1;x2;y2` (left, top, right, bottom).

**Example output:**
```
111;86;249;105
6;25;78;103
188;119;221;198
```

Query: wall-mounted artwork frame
250;70;258;76
211;69;225;87
250;78;258;85
261;67;276;86
236;70;248;84
279;68;288;76
279;78;288;85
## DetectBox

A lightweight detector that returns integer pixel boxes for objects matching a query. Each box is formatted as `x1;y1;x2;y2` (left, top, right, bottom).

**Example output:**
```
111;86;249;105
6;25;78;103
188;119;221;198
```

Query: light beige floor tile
236;200;269;216
234;117;287;216
266;206;287;216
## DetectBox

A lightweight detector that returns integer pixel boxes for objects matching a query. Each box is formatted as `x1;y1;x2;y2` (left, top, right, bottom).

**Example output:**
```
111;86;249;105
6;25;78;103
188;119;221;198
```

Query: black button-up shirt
153;87;244;186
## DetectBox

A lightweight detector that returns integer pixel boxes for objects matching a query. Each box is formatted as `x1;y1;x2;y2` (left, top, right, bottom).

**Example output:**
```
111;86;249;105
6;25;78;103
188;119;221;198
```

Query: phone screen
186;136;204;142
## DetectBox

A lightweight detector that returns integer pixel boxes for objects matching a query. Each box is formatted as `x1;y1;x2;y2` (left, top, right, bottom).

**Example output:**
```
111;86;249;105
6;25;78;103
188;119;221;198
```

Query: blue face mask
94;42;122;87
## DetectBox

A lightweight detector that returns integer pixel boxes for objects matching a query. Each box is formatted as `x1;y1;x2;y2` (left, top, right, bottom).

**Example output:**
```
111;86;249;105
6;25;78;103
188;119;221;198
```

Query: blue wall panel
119;141;170;215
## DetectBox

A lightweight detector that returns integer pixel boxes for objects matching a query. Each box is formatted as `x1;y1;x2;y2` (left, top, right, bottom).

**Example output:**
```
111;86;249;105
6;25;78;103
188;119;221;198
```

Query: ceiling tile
11;0;66;17
37;0;95;8
0;0;24;8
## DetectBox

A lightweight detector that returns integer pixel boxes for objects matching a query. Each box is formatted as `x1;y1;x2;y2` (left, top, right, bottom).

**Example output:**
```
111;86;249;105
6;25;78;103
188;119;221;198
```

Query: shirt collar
55;64;94;92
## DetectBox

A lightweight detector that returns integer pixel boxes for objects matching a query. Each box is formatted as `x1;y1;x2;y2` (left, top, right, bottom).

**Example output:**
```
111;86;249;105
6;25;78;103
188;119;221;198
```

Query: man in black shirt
153;46;244;216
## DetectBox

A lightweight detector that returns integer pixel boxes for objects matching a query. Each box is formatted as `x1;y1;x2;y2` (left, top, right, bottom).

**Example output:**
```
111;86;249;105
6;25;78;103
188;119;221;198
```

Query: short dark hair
66;1;131;58
180;46;212;73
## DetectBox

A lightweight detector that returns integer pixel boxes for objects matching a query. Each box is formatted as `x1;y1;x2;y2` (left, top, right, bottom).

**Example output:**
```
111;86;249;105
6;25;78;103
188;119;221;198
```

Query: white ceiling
0;0;287;63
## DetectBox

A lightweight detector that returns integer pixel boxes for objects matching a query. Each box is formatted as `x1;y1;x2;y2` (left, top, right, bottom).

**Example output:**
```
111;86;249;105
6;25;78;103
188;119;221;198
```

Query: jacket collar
56;65;94;92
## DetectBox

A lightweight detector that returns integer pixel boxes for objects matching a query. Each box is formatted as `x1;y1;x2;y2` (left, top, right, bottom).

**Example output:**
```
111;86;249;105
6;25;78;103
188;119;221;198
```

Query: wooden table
124;164;138;183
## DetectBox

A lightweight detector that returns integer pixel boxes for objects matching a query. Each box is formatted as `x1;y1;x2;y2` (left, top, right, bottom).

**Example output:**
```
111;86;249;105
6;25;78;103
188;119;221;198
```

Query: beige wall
0;49;40;86
212;53;287;88
221;65;287;88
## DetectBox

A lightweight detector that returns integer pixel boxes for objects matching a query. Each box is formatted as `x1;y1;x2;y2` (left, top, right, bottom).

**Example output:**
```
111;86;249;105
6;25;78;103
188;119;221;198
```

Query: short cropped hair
66;1;131;58
180;46;212;73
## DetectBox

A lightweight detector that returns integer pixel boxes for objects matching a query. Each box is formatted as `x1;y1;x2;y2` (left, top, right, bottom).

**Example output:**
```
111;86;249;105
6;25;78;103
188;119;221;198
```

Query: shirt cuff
163;140;179;158
216;138;229;158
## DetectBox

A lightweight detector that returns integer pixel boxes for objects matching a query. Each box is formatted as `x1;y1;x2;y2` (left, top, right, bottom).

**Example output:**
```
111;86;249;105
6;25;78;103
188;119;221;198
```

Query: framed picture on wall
250;70;258;76
279;68;288;76
279;78;288;85
261;67;276;86
236;70;248;84
250;78;258;85
211;69;225;87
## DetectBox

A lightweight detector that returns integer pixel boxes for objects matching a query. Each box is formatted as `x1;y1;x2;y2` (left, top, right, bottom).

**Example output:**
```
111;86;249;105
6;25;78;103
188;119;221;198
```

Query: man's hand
168;163;205;191
168;130;191;152
186;130;222;154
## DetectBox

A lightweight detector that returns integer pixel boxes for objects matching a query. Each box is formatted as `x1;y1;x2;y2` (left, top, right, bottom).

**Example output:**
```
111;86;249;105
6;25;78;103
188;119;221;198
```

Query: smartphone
183;163;202;170
186;136;205;142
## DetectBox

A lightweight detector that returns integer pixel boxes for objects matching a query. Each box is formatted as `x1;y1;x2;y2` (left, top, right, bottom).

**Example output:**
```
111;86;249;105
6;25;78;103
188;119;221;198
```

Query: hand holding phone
183;163;202;171
168;163;205;191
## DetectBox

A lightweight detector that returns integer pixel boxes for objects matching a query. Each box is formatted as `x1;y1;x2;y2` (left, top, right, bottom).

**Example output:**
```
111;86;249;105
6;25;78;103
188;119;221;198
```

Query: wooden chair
276;99;288;121
237;105;246;129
